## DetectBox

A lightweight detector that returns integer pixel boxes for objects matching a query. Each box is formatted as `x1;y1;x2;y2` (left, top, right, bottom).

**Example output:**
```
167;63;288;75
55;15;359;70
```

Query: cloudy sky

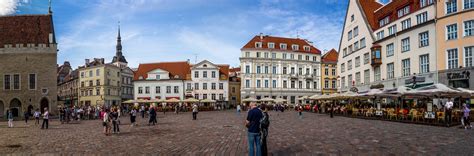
2;0;348;68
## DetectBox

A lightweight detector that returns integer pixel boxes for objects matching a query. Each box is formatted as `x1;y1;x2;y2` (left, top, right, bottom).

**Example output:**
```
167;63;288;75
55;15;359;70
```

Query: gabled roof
241;35;321;54
322;49;339;63
230;67;241;73
0;14;55;48
358;0;384;31
134;61;191;80
216;64;229;80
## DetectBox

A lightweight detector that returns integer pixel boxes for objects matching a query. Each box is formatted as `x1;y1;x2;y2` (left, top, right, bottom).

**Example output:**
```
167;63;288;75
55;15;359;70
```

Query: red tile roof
0;14;55;48
134;61;191;80
358;0;383;31
322;49;338;64
229;67;241;73
134;61;230;81
241;35;321;54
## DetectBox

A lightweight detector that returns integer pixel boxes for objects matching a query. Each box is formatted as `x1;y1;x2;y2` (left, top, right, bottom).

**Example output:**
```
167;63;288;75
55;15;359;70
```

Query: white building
338;0;438;92
133;61;229;105
240;34;322;104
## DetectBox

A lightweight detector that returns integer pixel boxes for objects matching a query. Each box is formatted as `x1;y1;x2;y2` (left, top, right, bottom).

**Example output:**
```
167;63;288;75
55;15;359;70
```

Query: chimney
85;59;90;65
101;58;105;64
187;59;190;64
259;33;263;40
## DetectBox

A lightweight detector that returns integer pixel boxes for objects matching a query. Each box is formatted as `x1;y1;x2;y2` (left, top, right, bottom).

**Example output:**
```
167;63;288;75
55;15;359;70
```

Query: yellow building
321;49;339;94
78;58;122;107
436;0;474;88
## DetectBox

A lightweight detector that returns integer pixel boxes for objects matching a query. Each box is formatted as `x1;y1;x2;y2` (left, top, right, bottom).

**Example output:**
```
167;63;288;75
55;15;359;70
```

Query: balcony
371;58;382;67
371;45;382;67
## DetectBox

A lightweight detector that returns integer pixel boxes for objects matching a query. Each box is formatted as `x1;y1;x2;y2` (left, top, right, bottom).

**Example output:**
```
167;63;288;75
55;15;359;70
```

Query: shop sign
424;112;435;119
349;87;358;93
405;76;425;84
447;71;470;80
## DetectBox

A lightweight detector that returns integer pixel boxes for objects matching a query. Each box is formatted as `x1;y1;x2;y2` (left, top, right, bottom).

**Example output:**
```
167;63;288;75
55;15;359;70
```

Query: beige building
321;49;338;94
436;0;474;89
0;14;58;117
57;68;79;107
78;58;122;107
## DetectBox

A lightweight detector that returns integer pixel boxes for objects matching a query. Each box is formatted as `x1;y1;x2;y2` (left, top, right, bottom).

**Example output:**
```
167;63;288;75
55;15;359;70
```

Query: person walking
34;109;40;126
24;110;30;125
41;108;49;129
110;108;120;134
298;105;303;119
192;103;198;120
130;108;137;127
7;109;13;128
162;103;167;115
246;102;263;156
102;109;111;136
148;106;157;126
260;104;270;156
463;104;471;130
237;104;241;115
330;104;334;118
140;105;145;118
445;99;454;126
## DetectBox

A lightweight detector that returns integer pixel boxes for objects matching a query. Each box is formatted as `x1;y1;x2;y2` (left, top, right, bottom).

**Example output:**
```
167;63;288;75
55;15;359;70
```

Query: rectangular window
332;69;336;76
304;46;310;52
364;53;369;64
283;80;287;88
348;30;353;40
245;65;250;73
292;45;299;51
4;74;11;90
402;59;411;77
283;53;287;59
388;25;397;36
96;69;100;76
13;74;20;90
174;86;179;93
387;43;394;57
401;18;411;30
272;80;277;88
341;77;346;88
379;16;389;27
324;80;329;89
268;42;275;49
331;80;336;89
348;74;353;87
203;83;208;90
375;67;381;81
298;81;302;89
264;66;269;74
447;49;459;69
466;46;474;67
401;37;410;52
194;83;199;90
354;26;359;37
360;38;366;48
446;0;457;14
257;66;261;74
465;0;474;9
387;63;395;79
96;89;100;95
256;52;261;58
272;53;276;59
420;54;430;73
419;31;429;47
203;71;207;78
291;81;295;89
283;67;287;74
256;80;261;88
465;20;474;37
28;74;36;90
145;86;150;94
211;83;216;90
343;48;347;56
264;80;269;88
354;41;359;51
416;12;428;24
280;44;287;50
255;42;262;48
364;69;370;84
245;80;250;88
355;72;361;85
211;71;216;78
89;71;93;77
298;55;302;60
245;52;250;57
166;86;171;93
341;63;345;73
194;71;199;78
138;87;143;94
348;60;352;70
264;52;269;58
195;94;199;99
211;94;216;100
324;68;329;75
203;94;207;99
272;66;277;74
348;45;353;53
219;83;224;90
156;86;160;93
446;24;458;40
355;56;361;67
376;31;384;40
398;5;410;17
420;0;434;7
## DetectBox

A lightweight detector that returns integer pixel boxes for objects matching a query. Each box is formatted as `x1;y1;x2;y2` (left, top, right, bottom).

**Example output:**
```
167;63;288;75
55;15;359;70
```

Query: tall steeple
112;21;127;65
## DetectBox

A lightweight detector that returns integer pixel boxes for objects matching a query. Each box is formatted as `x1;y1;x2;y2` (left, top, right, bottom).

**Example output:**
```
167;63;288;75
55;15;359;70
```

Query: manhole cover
6;144;21;148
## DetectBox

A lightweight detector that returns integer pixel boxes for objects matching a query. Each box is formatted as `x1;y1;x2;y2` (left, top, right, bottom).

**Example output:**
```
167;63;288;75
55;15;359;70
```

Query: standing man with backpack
246;102;263;156
260;104;270;156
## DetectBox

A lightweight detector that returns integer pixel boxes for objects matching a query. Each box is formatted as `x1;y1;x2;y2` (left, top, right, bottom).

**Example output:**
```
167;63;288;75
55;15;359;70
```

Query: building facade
57;69;79;107
436;0;474;89
78;58;122;107
338;0;438;92
321;49;339;94
111;25;134;102
133;61;229;105
0;14;58;117
240;34;322;104
229;67;241;107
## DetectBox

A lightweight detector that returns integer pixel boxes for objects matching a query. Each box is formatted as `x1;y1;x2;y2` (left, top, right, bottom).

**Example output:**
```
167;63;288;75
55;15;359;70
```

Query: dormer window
280;43;287;50
379;16;389;27
203;64;207;67
268;42;275;49
292;44;299;51
255;42;262;48
155;75;160;80
398;5;410;18
303;46;310;51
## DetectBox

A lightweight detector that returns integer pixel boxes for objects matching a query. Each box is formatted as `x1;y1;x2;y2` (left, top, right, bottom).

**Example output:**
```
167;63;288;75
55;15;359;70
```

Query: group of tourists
6;107;49;129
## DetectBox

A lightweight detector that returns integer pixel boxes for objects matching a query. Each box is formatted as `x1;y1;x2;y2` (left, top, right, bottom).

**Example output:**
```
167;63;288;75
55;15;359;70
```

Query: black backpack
260;112;269;129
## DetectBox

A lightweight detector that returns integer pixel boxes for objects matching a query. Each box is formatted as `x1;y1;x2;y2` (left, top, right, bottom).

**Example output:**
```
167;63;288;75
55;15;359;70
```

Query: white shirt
446;101;453;110
43;111;49;119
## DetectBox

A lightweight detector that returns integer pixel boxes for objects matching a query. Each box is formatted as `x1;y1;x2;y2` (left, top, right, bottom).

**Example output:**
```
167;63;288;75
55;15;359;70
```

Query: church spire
112;21;127;64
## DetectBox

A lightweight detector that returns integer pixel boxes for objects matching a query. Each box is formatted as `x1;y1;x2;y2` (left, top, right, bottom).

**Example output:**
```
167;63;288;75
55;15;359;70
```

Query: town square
0;0;474;155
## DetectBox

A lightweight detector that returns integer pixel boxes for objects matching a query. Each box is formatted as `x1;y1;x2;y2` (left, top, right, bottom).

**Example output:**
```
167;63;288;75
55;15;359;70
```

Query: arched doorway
10;98;21;117
40;98;49;114
0;100;4;117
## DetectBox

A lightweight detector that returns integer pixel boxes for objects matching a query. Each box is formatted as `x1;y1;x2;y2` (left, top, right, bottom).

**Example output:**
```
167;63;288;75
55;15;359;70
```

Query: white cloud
0;0;19;15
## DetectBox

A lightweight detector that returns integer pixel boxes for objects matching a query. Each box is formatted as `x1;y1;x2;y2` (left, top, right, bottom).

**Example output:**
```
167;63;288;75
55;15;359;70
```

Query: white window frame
364;69;370;84
268;42;275;49
375;67;381;81
464;20;474;37
388;25;397;35
255;42;262;48
419;54;430;73
419;31;429;47
401;18;411;30
416;12;428;24
360;38;366;48
387;63;395;79
447;48;459;69
446;24;458;40
364;53;370;64
465;0;474;9
402;59;411;77
387;43;394;57
465;46;474;67
446;0;458;14
280;43;287;50
401;38;410;52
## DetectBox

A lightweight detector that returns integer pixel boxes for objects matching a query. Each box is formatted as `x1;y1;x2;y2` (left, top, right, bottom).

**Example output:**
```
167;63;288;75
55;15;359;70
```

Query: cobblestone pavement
0;110;473;155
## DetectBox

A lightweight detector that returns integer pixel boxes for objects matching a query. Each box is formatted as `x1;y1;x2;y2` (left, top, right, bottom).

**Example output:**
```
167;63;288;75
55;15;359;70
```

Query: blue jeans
248;132;261;156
